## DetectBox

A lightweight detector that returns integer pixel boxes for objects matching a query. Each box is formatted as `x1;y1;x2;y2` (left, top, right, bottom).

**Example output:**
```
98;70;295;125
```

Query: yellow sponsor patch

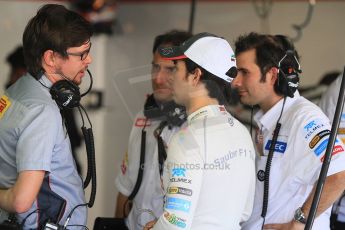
168;187;179;194
168;186;193;196
309;135;321;148
338;128;345;135
0;95;11;119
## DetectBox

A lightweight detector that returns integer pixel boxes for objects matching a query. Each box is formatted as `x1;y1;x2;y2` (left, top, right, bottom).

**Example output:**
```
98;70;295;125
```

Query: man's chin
73;80;81;86
240;97;255;106
153;93;173;103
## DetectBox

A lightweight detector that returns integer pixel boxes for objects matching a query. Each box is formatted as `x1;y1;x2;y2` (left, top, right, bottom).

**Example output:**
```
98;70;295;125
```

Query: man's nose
84;53;92;64
154;70;169;84
231;74;241;88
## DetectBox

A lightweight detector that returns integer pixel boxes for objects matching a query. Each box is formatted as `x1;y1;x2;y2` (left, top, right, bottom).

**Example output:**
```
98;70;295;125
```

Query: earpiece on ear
276;50;301;98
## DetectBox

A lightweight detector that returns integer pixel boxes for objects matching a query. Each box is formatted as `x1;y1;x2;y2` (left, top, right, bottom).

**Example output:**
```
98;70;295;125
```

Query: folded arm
0;170;45;213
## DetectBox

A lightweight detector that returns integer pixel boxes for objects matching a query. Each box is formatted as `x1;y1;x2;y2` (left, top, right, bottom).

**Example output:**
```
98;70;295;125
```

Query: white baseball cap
159;32;237;82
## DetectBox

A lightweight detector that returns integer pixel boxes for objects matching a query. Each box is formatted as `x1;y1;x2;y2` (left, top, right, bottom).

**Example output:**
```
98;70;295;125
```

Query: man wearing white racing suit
319;74;345;229
115;30;192;230
145;33;256;230
231;32;345;230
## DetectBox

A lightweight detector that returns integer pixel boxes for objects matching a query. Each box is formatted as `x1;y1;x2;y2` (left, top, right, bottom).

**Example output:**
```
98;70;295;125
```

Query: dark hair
176;58;231;106
235;32;300;95
152;30;192;53
23;4;93;79
6;46;26;69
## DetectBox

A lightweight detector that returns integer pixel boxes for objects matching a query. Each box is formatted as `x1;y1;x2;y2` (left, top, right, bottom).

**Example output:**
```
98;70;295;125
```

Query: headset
274;35;302;98
144;94;187;127
275;50;301;98
49;69;93;109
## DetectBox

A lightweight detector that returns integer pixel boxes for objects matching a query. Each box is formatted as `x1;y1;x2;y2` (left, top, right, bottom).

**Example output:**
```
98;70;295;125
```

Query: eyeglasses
66;43;92;61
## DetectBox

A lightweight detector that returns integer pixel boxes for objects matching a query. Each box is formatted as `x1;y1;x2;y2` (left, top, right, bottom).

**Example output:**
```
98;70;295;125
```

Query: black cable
77;104;96;208
78;105;92;189
261;123;281;229
128;126;147;201
80;69;93;97
78;106;85;128
20;208;57;229
121;121;148;219
261;97;286;228
20;209;41;228
82;126;92;189
156;121;168;176
86;127;96;208
79;105;93;129
63;203;88;230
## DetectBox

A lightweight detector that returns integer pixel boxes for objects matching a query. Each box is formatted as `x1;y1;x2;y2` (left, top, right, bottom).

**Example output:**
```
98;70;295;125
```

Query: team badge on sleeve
320;144;344;162
338;128;345;143
168;187;193;196
309;130;330;149
172;168;186;177
164;212;187;228
166;197;191;213
312;138;345;162
0;95;11;119
121;151;128;175
303;119;327;140
135;117;151;127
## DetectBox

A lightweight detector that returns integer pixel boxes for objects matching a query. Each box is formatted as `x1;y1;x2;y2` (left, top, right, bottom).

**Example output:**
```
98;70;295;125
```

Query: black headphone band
143;94;187;127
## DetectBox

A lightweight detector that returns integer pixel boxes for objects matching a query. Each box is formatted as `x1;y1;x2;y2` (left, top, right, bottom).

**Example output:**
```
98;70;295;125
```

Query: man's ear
42;50;56;67
268;67;279;86
191;68;202;86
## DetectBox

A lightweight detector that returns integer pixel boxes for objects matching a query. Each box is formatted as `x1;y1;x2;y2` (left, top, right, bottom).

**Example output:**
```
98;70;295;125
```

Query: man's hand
263;220;304;230
114;192;130;218
143;220;157;230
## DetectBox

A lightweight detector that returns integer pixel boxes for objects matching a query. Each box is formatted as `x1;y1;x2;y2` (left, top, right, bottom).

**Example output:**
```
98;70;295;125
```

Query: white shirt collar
254;91;301;131
188;104;227;124
39;74;53;88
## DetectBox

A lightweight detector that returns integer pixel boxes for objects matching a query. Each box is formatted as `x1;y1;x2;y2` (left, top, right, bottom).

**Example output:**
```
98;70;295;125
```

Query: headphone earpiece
276;50;301;98
50;80;81;109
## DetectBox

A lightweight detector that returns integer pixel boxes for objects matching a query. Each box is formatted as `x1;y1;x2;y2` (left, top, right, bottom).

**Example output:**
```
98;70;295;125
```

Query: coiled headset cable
261;97;286;229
